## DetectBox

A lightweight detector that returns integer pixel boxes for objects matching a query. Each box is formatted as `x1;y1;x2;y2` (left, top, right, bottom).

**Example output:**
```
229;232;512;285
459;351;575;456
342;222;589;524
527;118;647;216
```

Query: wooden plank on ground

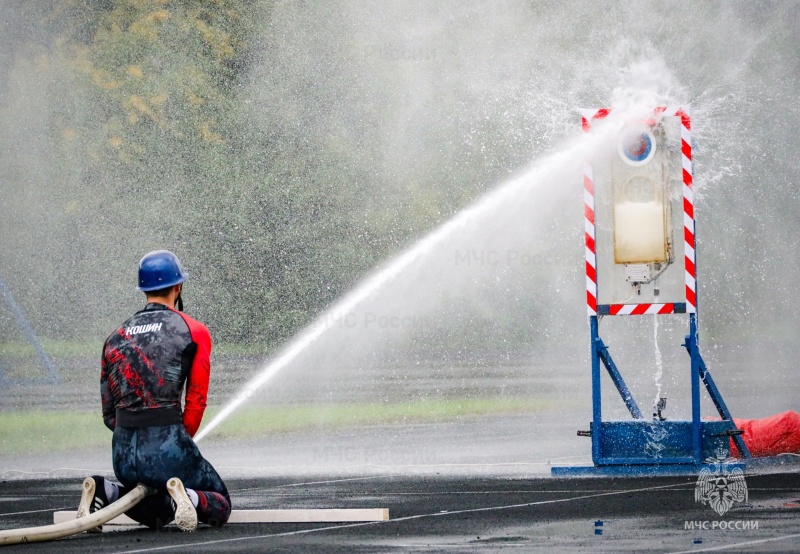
54;508;389;525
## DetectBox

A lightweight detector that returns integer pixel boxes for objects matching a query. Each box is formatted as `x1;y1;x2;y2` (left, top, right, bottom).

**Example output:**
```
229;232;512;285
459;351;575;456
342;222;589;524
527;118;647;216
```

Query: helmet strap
176;293;184;312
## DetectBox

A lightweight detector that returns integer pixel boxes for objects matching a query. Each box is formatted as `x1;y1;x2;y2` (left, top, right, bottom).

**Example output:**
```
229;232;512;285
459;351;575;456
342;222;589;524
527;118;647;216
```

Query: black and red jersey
101;303;211;437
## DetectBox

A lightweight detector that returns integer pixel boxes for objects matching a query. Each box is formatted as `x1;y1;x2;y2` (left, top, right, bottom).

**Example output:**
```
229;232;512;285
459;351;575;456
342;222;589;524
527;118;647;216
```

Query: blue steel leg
688;314;702;462
0;277;58;383
590;316;602;464
683;314;751;459
595;337;644;420
699;364;751;458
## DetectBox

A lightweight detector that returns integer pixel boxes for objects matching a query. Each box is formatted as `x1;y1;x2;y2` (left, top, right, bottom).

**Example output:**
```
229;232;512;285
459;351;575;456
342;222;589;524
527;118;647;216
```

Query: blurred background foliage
0;0;539;349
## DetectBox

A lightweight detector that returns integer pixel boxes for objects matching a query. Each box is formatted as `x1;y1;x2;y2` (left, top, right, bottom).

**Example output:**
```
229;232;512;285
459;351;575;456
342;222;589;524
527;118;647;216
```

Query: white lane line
230;474;401;493
0;467;111;478
0;506;69;517
0;494;80;499
277;475;401;488
217;461;568;471
355;488;694;495
113;481;688;553
666;532;800;554
327;487;793;495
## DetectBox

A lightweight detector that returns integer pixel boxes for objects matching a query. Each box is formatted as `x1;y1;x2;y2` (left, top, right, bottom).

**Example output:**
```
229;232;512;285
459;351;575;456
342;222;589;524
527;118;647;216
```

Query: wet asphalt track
3;472;800;553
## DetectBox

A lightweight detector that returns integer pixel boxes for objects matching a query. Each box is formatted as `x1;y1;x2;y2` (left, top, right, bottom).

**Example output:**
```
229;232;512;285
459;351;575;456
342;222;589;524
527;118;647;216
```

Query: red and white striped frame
581;106;696;317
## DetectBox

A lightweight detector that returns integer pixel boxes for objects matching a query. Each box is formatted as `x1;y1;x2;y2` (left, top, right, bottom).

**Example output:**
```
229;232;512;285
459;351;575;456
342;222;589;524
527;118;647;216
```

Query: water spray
652;315;666;421
195;114;633;442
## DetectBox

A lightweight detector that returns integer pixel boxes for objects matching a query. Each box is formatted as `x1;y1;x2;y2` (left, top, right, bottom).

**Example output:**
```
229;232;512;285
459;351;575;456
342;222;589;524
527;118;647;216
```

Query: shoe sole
76;477;103;532
167;477;198;532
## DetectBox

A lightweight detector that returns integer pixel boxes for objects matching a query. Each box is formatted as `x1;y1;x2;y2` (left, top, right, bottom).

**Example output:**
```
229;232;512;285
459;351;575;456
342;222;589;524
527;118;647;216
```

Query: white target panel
582;107;696;316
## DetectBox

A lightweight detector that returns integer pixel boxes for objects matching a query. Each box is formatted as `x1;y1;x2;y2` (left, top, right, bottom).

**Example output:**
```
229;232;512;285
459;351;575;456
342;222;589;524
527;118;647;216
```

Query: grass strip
0;396;555;455
209;396;555;438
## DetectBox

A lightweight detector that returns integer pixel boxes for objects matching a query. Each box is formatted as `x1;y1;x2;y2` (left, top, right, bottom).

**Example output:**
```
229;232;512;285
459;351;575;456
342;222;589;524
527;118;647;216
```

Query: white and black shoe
167;477;198;532
76;476;109;532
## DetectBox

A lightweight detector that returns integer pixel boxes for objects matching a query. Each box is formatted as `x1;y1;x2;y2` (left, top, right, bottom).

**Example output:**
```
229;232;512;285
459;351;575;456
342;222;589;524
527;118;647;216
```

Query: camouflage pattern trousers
112;424;231;528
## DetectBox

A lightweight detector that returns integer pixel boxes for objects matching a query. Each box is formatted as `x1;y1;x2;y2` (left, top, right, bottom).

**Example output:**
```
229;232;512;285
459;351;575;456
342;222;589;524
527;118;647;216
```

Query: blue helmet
137;250;188;292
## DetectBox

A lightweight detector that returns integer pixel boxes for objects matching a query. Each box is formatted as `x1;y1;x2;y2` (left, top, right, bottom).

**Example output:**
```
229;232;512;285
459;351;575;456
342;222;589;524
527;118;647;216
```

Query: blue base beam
593;420;735;462
553;454;800;477
552;462;745;478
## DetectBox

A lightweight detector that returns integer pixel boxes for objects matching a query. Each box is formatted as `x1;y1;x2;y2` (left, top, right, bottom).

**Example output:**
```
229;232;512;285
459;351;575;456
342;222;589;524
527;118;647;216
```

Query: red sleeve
179;314;212;437
100;340;116;431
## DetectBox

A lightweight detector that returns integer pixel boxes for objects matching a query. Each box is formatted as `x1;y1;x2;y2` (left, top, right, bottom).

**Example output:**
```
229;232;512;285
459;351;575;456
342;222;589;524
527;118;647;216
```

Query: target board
581;107;695;316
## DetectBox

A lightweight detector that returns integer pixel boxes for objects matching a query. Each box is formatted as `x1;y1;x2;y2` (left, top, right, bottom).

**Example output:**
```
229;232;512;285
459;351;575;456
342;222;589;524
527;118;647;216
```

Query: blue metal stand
0;277;59;384
552;313;749;477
